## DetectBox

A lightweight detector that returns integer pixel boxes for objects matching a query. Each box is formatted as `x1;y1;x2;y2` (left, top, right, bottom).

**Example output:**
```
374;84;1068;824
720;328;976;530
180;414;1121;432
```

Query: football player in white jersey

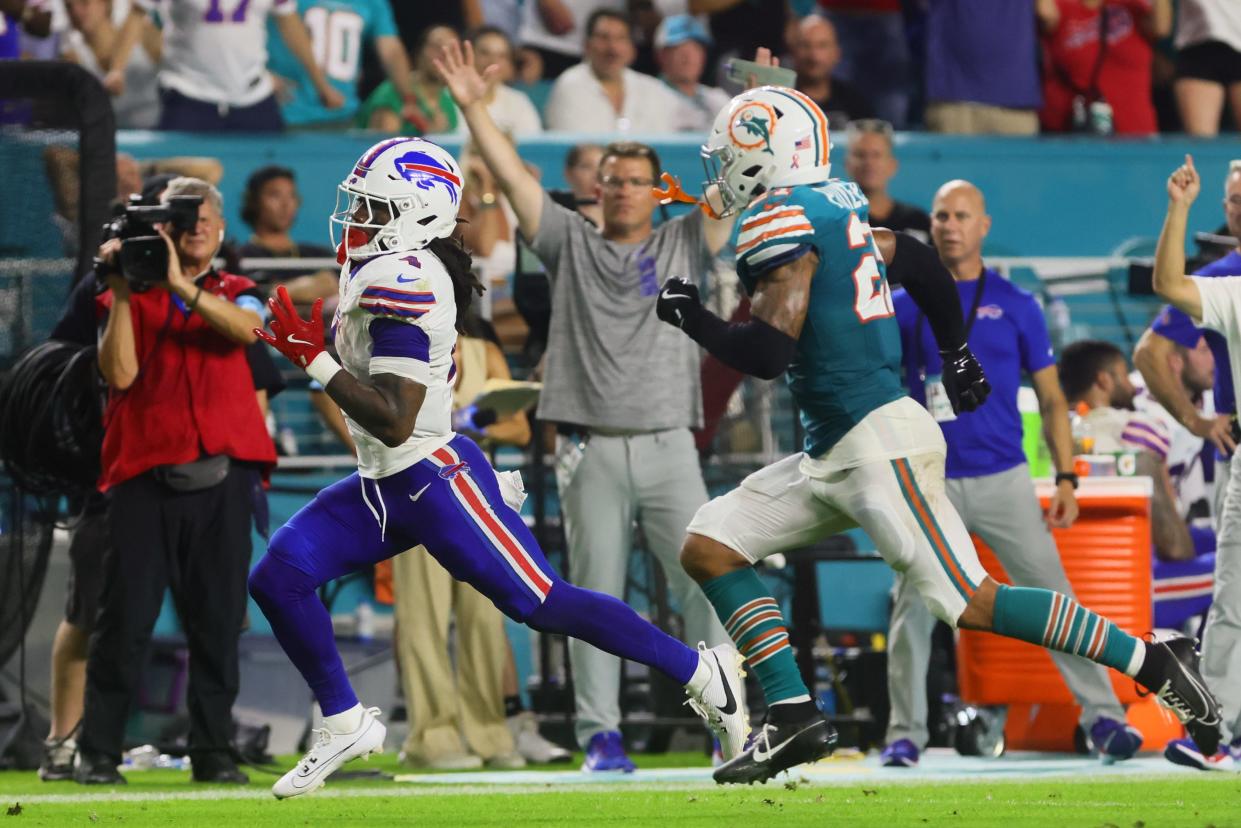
252;137;747;798
105;0;344;130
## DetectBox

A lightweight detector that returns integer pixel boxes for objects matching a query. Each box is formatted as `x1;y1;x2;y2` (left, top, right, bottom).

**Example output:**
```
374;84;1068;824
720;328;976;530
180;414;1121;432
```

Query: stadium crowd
0;0;1235;135
4;0;1241;793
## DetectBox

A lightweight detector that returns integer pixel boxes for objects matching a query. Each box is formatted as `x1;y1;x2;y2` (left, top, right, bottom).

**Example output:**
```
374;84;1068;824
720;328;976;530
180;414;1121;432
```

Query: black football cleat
712;712;837;785
1138;635;1222;757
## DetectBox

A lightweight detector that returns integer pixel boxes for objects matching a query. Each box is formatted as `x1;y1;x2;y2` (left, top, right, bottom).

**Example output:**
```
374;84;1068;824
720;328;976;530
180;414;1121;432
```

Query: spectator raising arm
1154;154;1205;320
273;12;345;110
436;40;544;240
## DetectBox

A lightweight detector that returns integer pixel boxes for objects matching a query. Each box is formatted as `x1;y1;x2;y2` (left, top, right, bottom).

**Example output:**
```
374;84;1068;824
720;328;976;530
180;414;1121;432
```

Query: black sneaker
712;712;837;785
1137;635;1222;756
39;736;76;782
73;750;126;786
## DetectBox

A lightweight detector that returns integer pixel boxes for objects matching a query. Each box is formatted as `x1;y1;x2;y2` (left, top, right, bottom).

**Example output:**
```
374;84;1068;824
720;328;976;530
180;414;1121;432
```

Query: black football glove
940;344;991;413
656;277;701;329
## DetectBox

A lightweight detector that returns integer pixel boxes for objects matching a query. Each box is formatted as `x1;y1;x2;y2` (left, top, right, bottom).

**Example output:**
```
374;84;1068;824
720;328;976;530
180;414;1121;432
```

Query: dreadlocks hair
428;221;485;332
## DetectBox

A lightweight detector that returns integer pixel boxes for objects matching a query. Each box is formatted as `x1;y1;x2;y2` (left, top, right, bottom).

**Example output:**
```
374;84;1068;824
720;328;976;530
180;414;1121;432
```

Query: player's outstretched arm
876;227;990;412
1154;154;1204;320
435;40;543;240
255;287;426;448
655;252;815;380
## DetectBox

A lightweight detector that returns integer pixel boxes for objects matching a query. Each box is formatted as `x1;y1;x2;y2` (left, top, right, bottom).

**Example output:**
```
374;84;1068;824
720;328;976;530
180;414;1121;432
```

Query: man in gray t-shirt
441;42;738;770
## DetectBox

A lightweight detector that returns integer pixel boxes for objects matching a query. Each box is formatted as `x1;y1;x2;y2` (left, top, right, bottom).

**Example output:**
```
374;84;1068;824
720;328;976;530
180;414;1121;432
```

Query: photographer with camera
74;177;276;786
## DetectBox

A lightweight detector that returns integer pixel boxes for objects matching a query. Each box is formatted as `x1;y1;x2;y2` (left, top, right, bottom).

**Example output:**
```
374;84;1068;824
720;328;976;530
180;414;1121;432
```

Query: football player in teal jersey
656;86;1223;784
267;0;416;128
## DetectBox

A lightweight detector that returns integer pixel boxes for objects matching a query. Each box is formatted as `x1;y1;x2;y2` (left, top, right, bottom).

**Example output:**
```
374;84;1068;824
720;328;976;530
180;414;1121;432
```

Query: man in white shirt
105;0;343;131
544;9;689;134
1153;153;1241;767
654;14;731;133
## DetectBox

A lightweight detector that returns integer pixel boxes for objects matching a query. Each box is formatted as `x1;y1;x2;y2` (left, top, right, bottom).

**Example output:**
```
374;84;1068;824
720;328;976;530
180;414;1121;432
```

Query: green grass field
2;753;1239;827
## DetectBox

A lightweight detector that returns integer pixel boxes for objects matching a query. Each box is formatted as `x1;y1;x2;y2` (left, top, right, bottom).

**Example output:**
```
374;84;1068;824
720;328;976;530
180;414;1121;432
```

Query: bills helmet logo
394;150;462;204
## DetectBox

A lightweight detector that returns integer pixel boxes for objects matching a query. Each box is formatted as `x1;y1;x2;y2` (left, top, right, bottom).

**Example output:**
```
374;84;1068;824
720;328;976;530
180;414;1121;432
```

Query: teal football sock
701;568;809;703
992;584;1143;675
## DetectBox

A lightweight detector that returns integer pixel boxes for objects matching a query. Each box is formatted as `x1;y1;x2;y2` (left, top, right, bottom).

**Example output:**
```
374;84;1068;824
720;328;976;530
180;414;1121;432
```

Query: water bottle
1071;402;1095;457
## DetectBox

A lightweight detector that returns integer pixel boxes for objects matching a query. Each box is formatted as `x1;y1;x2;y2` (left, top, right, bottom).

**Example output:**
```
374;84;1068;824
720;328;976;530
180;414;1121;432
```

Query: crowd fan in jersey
439;37;745;772
266;0;417;129
877;179;1139;769
72;177;276;785
1037;0;1171;136
1059;339;1218;633
103;0;343;131
1152;154;1241;770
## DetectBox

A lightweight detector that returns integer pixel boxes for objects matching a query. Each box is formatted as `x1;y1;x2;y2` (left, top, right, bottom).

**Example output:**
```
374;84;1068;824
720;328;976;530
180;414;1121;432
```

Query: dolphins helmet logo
393;149;461;205
728;101;778;155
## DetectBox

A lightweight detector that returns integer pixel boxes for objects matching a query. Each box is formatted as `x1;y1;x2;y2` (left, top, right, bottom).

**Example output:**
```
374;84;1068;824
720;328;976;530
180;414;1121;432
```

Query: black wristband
1055;472;1079;489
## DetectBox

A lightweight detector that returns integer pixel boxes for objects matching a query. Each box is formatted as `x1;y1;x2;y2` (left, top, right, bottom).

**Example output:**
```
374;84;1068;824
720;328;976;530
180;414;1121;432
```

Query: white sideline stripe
2;782;714;805
6;756;1227;804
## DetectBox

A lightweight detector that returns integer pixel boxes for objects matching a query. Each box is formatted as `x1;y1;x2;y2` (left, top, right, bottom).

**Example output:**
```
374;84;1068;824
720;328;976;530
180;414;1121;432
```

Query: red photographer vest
96;271;276;491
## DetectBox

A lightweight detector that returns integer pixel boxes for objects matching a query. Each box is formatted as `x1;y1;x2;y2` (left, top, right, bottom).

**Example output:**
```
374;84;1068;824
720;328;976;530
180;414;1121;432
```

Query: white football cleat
686;642;748;760
272;706;386;799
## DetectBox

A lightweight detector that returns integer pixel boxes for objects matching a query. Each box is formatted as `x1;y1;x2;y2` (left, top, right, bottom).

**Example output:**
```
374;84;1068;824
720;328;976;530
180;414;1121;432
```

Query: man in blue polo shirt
880;179;1138;767
267;0;417;128
1134;159;1241;769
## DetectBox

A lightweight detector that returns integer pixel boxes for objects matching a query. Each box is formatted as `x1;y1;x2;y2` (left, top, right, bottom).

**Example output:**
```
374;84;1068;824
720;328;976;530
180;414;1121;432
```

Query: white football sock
324;703;365;734
769;695;813;707
685;653;714;697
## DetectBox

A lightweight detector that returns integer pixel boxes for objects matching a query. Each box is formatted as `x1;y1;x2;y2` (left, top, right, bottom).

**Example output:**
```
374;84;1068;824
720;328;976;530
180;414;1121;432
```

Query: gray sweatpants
1203;451;1241;741
557;428;729;748
885;463;1126;747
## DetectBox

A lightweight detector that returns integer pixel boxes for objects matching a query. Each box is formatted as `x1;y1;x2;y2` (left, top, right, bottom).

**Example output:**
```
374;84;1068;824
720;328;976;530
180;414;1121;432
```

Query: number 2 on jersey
846;212;894;323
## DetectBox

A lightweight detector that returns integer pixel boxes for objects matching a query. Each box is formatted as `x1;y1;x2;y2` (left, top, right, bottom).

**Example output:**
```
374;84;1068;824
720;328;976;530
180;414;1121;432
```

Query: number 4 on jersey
846;212;894;323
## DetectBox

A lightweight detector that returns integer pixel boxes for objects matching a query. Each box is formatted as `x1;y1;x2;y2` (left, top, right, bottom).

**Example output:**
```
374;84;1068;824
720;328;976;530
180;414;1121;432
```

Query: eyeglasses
600;176;655;190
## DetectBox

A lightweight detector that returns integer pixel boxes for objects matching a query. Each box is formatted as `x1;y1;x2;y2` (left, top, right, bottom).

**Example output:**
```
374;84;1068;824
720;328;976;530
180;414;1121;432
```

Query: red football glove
255;285;325;369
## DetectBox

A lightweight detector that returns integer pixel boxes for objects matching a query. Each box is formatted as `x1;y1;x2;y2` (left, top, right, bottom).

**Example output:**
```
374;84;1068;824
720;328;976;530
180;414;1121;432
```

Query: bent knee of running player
680;532;751;582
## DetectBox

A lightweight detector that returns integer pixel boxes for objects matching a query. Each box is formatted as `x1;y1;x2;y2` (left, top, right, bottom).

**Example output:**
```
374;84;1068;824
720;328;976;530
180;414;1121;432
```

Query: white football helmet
701;86;833;218
331;137;463;259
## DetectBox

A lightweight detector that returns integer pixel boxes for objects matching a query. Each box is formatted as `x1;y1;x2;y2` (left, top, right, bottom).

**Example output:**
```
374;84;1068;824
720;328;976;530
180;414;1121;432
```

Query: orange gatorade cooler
957;477;1182;750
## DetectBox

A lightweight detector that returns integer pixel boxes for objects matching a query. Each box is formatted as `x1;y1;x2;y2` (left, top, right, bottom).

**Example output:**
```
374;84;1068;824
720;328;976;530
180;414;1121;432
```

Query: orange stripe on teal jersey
736;222;814;254
891;459;975;602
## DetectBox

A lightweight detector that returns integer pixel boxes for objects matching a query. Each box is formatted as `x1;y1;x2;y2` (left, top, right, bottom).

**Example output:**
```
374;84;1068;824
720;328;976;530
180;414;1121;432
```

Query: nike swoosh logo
409;482;432;502
287;335;313;347
713;653;738;715
660;288;678;301
752;733;799;764
396;275;417;283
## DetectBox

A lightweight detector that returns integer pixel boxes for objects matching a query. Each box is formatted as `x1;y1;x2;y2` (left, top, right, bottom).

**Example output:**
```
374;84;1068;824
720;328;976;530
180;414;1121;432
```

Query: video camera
94;195;203;289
